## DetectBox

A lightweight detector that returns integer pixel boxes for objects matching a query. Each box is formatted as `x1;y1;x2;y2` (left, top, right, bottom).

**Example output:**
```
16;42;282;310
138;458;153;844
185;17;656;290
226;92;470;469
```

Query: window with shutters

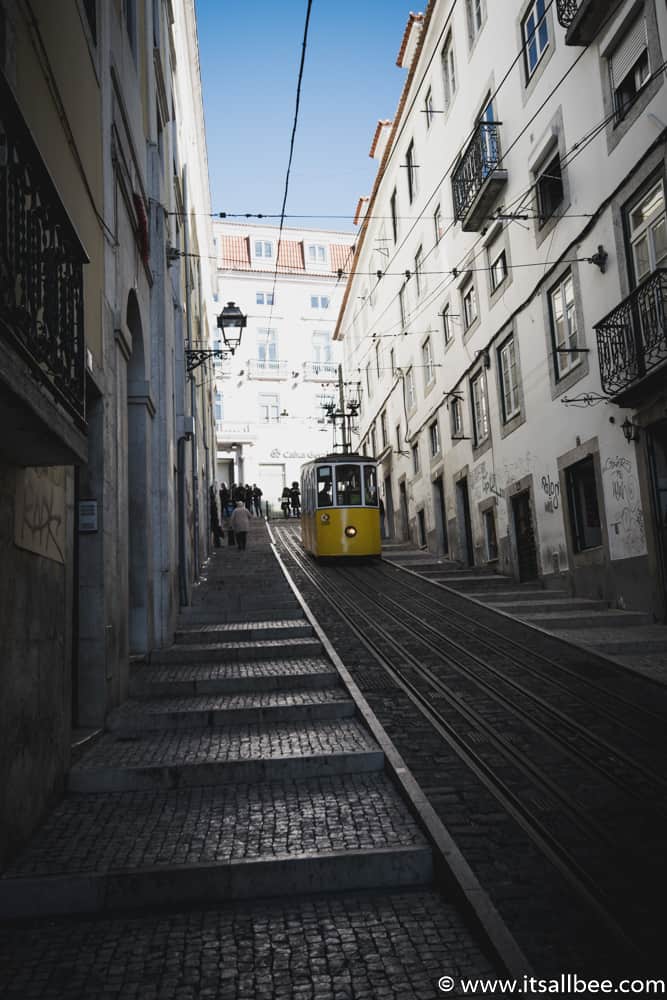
609;17;650;121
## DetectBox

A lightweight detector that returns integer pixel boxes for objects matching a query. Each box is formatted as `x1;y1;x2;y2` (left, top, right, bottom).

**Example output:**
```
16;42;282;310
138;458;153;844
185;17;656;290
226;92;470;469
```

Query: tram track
273;524;667;971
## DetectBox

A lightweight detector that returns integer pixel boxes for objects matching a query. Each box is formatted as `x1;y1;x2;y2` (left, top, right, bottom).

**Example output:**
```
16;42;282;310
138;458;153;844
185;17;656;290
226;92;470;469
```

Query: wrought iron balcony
247;358;289;379
302;361;338;381
452;122;508;232
556;0;624;45
595;269;667;404
0;72;87;428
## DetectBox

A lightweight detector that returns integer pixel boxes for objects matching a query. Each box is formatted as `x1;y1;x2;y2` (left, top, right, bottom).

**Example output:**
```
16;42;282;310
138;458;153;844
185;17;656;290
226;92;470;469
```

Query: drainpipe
177;434;189;607
183;167;199;580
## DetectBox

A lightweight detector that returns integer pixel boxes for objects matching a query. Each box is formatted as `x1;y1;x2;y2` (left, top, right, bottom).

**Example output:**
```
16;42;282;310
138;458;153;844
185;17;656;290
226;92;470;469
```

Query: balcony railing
452;122;508;232
557;0;624;44
595;269;667;401
302;361;338;381
215;420;256;442
0;72;87;426
247;359;289;379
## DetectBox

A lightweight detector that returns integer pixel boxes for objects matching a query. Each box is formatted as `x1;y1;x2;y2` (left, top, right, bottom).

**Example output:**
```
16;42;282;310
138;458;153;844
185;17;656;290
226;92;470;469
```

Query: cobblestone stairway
382;541;665;681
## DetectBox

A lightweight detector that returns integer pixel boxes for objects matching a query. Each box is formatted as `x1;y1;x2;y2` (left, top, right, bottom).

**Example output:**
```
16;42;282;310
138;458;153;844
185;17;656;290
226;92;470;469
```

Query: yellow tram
300;454;381;558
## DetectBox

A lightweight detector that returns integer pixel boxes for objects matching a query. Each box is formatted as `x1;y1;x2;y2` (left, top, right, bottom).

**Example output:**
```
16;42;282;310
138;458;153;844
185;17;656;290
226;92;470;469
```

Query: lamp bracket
185;349;234;373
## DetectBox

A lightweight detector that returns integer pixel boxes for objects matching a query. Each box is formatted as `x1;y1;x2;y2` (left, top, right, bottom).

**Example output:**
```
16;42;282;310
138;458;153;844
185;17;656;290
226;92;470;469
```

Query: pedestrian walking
210;485;223;548
244;484;253;513
281;485;292;518
251;483;263;517
222;506;235;546
230;499;252;551
289;481;301;518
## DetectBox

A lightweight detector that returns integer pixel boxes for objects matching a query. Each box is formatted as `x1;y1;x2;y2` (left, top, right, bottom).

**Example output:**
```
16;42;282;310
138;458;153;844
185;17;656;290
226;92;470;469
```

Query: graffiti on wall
540;473;560;512
14;467;66;564
602;455;646;560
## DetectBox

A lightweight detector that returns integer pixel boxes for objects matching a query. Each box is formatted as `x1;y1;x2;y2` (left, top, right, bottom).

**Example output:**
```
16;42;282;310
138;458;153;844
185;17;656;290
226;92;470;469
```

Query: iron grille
452;121;502;223
0;72;87;426
556;0;579;27
595;269;667;397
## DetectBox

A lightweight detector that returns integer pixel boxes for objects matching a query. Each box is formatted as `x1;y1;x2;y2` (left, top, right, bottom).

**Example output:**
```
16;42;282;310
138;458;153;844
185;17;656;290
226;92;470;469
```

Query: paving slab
174;619;313;643
129;656;340;696
150;635;322;665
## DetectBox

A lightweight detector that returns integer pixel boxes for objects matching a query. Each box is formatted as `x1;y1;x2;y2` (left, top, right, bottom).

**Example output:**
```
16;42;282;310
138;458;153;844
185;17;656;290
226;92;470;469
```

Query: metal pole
183;167;199;580
338;364;348;453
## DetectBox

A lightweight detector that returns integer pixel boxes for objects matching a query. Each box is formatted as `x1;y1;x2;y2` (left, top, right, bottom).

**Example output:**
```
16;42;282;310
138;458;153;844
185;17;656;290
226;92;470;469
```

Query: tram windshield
364;465;378;505
335;464;362;506
316;466;333;507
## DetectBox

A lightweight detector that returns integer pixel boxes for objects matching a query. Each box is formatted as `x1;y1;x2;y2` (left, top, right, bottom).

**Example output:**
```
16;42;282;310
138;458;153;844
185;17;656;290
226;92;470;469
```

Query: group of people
210;481;264;552
281;482;301;518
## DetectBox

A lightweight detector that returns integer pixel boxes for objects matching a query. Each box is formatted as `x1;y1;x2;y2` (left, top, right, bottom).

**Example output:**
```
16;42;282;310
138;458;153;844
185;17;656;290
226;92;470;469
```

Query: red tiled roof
217;232;354;277
330;243;355;274
276;239;304;270
219;235;250;270
396;12;424;68
353;198;369;226
369;120;392;159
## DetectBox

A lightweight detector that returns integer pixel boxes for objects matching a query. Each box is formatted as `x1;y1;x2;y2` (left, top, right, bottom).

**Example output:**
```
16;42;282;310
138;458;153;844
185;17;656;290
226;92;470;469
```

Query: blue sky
195;0;413;233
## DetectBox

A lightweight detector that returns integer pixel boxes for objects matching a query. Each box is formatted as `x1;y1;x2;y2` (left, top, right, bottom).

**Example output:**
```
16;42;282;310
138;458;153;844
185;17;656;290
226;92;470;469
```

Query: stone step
551;627;667;656
130;657;340;697
150;636;322;665
67;719;384;793
174;619;312;645
518;609;653;630
107;689;355;733
486;597;610;615
481;588;568;603
432;575;515;591
178;607;303;626
0;774;431;917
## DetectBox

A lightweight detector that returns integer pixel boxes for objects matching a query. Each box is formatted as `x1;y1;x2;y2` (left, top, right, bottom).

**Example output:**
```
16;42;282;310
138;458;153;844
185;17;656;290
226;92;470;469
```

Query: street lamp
621;417;640;443
185;302;247;373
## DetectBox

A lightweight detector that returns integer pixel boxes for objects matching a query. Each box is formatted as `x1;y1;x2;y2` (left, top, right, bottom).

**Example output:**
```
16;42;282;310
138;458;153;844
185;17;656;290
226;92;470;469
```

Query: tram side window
335;464;362;505
364;465;378;505
317;467;333;507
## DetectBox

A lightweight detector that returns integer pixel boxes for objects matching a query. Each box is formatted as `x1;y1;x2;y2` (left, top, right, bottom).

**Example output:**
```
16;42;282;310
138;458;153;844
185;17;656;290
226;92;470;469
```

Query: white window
434;204;444;244
549;272;579;379
498;336;520;421
380;410;388;448
523;0;549;79
412;443;420;474
429;419;441;456
610;17;650;121
424;87;435;129
442;303;452;345
462;281;478;329
214;389;223;421
259;393;279;422
450;396;463;438
365;362;373;398
628;180;666;283
312;331;333;366
256;291;274;305
306;244;327;267
489;246;508;291
406;140;417;204
310;294;330;309
415;245;424;297
466;0;485;44
422;337;435;385
441;34;457;110
257;327;278;369
471;371;489;445
406;367;416;409
254;240;273;259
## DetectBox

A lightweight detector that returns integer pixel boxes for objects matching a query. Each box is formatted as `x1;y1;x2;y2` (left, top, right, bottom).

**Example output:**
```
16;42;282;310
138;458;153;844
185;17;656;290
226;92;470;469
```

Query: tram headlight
344;526;357;537
320;513;330;523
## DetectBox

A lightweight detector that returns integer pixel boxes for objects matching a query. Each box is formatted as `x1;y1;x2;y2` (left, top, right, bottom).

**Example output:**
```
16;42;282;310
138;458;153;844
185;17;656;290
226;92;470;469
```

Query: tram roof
303;453;377;466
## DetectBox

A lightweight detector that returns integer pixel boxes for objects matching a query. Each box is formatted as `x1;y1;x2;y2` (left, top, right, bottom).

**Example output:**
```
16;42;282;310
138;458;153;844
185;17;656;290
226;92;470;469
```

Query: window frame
442;303;452;345
462;279;478;331
415;245;424;297
536;151;564;228
489;247;508;291
470;370;490;446
522;0;549;80
424;87;435;129
405;367;417;410
497;334;521;423
429;418;441;457
412;442;421;475
450;395;464;439
626;177;666;285
441;33;457;112
549;271;580;381
390;189;399;243
422;336;435;386
258;392;280;423
565;455;603;553
406;140;417;204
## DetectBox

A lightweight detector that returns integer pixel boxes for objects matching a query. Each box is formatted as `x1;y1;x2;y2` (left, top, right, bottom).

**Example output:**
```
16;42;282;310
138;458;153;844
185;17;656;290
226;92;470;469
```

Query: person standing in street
230;500;252;551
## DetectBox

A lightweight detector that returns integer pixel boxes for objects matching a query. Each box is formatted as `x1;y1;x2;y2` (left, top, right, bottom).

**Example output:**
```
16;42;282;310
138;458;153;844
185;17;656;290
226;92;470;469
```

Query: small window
462;281;478;330
390;189;399;242
335;464;362;506
415;245;424;297
307;244;327;266
489;247;507;291
214;390;223;421
370;426;377;457
442;303;452;345
536;153;563;226
422;337;435;384
396;424;402;453
380;411;388;448
309;294;329;309
522;0;549;79
412;443;420;475
429;419;441;456
257;328;278;366
610;17;650;122
254;240;273;259
390;348;396;376
434;204;444;244
405;367;416;409
466;0;485;44
375;340;382;378
566;456;602;552
312;331;333;366
450;396;464;438
471;371;489;445
424;88;435;128
406;141;417;204
549;272;579;379
317;466;333;507
484;509;498;561
256;291;275;305
441;34;457;110
399;285;407;331
259;393;280;423
498;335;520;421
364;465;378;505
365;362;373;398
627;180;666;283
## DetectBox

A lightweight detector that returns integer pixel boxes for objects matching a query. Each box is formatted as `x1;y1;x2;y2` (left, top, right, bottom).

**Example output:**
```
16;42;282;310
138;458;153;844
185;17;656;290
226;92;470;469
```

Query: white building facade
337;0;667;619
212;222;355;509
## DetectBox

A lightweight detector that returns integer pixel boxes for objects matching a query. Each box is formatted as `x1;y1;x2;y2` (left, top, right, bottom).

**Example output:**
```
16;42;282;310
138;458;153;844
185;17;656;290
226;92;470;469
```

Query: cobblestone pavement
0;521;499;996
0;890;495;1000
